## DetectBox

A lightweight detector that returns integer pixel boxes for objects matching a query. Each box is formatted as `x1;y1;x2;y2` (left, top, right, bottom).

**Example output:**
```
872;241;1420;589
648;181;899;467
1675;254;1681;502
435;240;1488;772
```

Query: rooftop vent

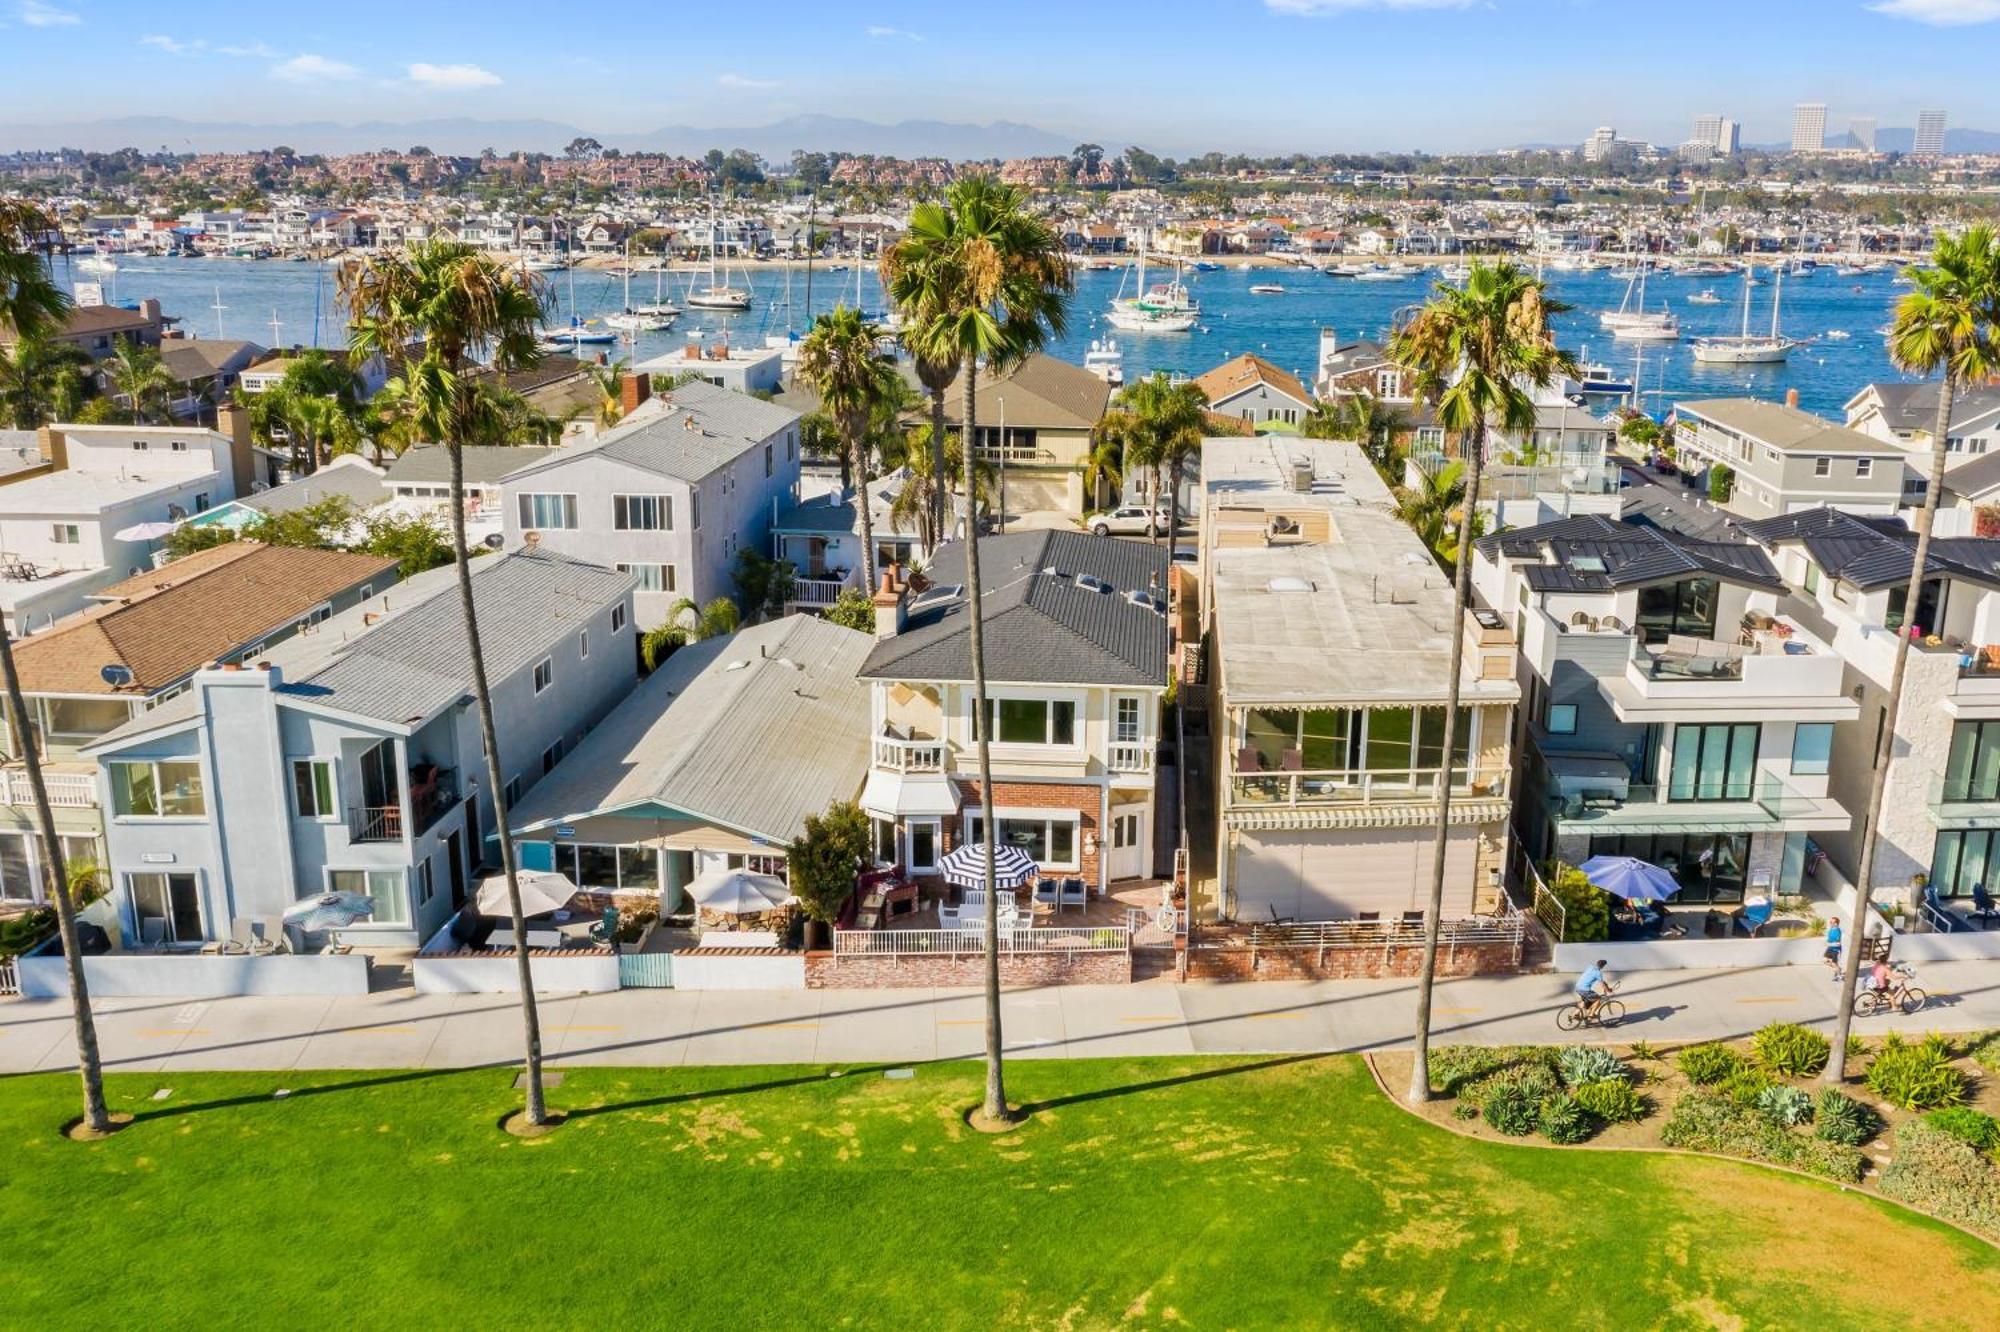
1075;573;1110;594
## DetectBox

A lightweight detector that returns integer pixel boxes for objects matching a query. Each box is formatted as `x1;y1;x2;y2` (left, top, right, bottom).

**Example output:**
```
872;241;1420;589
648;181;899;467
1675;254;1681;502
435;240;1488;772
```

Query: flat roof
0;467;212;515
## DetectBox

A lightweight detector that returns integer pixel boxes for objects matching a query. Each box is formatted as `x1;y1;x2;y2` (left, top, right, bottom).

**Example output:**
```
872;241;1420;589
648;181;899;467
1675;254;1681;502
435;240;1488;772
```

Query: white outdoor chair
938;903;961;929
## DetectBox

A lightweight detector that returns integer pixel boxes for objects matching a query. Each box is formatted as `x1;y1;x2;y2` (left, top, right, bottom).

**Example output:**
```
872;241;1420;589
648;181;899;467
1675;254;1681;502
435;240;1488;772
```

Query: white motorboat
1692;267;1798;365
1349;264;1404;282
1083;337;1125;387
1825;329;1852;341
1612;312;1681;341
1574;362;1635;396
1687;289;1724;306
77;255;118;274
1248;282;1286;295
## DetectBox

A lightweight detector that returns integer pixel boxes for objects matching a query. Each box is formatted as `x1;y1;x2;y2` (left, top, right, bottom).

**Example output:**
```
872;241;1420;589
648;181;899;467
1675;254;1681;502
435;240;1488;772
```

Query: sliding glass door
1668;723;1758;802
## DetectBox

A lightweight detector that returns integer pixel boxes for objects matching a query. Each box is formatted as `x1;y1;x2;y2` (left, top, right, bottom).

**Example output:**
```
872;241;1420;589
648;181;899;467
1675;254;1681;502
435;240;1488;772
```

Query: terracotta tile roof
1192;353;1313;411
15;542;399;696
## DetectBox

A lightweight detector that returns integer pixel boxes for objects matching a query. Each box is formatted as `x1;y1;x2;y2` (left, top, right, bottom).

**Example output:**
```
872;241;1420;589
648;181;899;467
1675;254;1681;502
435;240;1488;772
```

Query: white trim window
129;870;203;943
611;604;627;633
907;819;940;874
109;759;207;819
290;757;337;820
579;629;590;660
516;492;578;530
613;494;673;531
533;658;554;694
1114;696;1143;745
328;868;407;926
972;695;1079;747
551;841;661;891
616;562;674;593
966;811;1080;870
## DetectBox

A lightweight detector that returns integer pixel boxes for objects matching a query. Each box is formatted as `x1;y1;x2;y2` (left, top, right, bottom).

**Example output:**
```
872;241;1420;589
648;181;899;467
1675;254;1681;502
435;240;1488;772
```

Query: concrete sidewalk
5;960;1997;1074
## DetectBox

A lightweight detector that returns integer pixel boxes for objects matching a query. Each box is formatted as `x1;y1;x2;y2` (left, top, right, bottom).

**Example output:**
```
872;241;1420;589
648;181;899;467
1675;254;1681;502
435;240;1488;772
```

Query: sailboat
539;227;618;347
1692;266;1799;365
1601;264;1679;340
1106;234;1198;332
604;238;676;332
686;202;754;311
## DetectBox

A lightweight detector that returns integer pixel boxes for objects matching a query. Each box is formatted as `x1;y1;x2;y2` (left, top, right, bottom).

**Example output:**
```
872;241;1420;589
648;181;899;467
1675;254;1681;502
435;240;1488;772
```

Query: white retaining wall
412;951;620;994
670;950;806;990
17;951;371;999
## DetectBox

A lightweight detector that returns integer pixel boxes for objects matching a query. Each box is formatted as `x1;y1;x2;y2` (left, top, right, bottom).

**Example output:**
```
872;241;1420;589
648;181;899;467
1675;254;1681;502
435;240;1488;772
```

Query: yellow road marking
1734;997;1797;1005
138;1028;210;1037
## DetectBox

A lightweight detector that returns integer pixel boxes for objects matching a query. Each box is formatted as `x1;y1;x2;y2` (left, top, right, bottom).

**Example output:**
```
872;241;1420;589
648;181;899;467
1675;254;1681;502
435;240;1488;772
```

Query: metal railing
790;575;852;609
0;955;16;997
1243;910;1525;967
1108;741;1154;774
1227;766;1508;809
0;768;97;808
872;737;945;773
831;924;1132;957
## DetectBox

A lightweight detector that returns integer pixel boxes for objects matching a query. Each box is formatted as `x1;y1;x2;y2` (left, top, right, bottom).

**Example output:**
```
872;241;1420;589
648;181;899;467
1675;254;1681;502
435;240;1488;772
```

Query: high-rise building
1581;126;1618;163
1849;117;1877;152
1716;118;1741;154
1792;103;1827;153
1693;114;1723;147
1915;109;1948;156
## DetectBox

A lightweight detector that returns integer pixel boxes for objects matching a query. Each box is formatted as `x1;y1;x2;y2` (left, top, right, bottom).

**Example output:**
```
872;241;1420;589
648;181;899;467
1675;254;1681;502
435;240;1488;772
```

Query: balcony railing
1108;741;1154;774
0;767;97;808
348;772;457;843
789;575;853;609
1548;775;1823;826
872;736;946;773
1228;766;1508;809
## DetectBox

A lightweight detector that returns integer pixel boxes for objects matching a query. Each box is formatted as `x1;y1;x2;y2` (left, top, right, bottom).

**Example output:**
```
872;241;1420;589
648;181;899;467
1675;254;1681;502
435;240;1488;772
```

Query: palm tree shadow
1014;1052;1332;1116
120;1066;478;1125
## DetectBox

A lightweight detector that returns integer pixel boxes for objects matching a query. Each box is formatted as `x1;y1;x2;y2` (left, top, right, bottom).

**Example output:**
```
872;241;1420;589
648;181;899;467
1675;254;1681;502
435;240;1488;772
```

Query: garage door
1232;827;1480;923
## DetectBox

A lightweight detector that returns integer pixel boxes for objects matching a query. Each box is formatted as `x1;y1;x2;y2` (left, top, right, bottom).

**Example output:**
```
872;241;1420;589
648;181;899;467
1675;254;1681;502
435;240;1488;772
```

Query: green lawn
4;1056;1996;1329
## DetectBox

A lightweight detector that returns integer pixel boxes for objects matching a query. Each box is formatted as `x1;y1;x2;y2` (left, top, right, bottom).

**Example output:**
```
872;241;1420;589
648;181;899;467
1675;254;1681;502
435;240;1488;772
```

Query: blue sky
3;0;1998;152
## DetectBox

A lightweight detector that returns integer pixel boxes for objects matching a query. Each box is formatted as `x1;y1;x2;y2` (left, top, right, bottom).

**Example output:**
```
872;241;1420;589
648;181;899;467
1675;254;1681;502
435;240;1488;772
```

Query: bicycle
1855;963;1927;1017
1557;982;1624;1031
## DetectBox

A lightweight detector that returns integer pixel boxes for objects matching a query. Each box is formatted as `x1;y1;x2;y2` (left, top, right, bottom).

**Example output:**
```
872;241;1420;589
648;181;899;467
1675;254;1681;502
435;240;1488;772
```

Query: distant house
157;337;265;421
931;353;1112;516
184;454;393;535
1673;396;1909;519
1192;353;1316;429
771;473;930;614
85;549;637;948
384;443;552;546
2;299;168;360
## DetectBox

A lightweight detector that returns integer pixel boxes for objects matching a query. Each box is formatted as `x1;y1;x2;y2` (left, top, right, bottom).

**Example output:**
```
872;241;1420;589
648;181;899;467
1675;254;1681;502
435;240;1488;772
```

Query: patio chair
1058;878;1088;911
1973;884;2000;927
228;917;260;954
1734;898;1775;937
589;906;620;944
253;917;289;954
1236;746;1264;774
1923;884;1965;933
1033;878;1058;908
938;903;961;929
1281;748;1304;772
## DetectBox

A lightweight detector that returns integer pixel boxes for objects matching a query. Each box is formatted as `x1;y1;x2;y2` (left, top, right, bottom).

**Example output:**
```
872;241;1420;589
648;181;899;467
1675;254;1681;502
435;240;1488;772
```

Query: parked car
1090;504;1172;537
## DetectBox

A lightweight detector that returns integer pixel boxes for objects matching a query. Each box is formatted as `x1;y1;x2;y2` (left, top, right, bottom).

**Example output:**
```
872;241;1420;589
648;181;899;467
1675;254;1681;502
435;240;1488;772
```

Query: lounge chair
1734;898;1775;937
1923;885;1965;933
1973;885;2000;927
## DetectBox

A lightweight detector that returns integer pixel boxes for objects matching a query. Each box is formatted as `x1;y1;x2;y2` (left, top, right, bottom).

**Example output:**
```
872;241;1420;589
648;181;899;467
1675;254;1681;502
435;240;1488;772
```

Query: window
727;852;789;879
130;439;149;451
328;868;406;925
690;492;700;530
414;856;434;908
542;740;563;774
613;494;672;531
967;814;1079;869
1855;457;1873;478
1813;457;1831;477
504;776;522;807
976;696;1078;745
359;583;375;600
908;820;939;873
1943;720;2000;802
1114;697;1142;745
616;562;674;593
552;842;659;891
871;818;897;866
1588;833;1748;904
51;524;79;544
764;443;773;477
1803;562;1820;595
1634;577;1718;645
1546;703;1579;735
129;871;203;942
516;492;578;529
1790;723;1833;777
533;658;553;694
39;696;130;740
579;629;590;660
611;604;627;633
291;758;335;818
787;429;797;461
110;760;206;818
193;492;208;511
1931;830;2000;900
1668;723;1759;802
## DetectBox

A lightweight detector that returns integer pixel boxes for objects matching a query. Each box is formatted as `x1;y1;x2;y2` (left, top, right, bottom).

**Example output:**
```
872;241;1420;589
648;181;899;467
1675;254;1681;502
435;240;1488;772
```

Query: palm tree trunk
1407;419;1486;1105
1150;462;1164;544
1824;373;1956;1082
0;619;108;1133
930;385;949;549
448;436;546;1124
852;428;879;597
963;356;1010;1125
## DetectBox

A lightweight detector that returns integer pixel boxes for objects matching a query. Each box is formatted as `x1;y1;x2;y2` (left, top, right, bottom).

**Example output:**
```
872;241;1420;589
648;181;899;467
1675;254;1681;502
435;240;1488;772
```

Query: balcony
1546;774;1849;835
872;736;945;774
348;769;457;844
1602;619;1857;723
1108;741;1155;775
789;575;855;610
1927;773;2000;830
0;765;96;809
1228;766;1509;812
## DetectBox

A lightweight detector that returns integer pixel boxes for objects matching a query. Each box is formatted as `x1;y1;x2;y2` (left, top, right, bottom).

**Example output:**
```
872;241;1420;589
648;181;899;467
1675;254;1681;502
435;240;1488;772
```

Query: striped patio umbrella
282;891;376;932
940;841;1038;890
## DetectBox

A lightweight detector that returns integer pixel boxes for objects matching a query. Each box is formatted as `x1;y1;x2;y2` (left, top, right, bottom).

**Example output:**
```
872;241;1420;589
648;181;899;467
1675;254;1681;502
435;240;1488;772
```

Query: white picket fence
832;925;1131;958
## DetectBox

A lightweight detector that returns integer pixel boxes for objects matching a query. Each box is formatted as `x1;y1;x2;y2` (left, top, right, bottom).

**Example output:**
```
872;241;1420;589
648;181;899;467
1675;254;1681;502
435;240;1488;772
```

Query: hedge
1879;1120;2000;1241
1660;1092;1866;1184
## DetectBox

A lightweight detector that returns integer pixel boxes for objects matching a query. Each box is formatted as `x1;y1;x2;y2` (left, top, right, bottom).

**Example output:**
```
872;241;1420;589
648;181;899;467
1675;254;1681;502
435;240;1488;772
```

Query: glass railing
1929;773;2000;809
1548;775;1820;823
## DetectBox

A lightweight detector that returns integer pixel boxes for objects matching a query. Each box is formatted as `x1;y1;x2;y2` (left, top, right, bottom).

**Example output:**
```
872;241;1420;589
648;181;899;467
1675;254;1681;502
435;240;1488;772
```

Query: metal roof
1479;513;1785;591
508;615;873;845
1738;507;2000;591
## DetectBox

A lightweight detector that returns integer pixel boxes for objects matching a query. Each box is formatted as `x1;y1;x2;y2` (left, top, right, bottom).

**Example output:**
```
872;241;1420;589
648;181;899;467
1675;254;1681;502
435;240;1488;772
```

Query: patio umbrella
474;869;578;918
940;841;1038;890
684;867;793;914
113;520;180;541
282;891;376;932
1579;855;1681;902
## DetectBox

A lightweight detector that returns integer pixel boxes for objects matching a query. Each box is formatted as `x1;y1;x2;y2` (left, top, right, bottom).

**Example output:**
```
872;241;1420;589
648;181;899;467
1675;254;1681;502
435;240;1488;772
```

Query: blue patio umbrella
283;891;376;932
940;841;1038;890
1578;855;1681;902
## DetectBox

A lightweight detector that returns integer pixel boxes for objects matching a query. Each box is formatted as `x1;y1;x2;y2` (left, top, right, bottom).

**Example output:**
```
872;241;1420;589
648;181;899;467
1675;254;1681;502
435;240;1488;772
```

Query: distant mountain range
0;113;1083;160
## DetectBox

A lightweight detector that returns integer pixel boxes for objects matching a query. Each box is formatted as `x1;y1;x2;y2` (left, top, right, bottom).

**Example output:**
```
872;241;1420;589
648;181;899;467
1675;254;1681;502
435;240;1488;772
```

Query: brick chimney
1785;388;1800;410
215;399;254;495
872;564;908;638
35;424;67;470
620;370;652;417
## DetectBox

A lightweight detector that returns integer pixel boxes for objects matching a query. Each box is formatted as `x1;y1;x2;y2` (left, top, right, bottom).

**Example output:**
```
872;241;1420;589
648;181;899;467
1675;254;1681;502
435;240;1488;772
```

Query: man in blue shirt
1823;917;1842;975
1573;959;1611;1016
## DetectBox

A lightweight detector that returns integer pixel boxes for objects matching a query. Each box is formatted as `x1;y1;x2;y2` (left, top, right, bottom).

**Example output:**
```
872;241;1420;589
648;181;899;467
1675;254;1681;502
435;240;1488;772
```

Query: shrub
1430;1046;1559;1099
0;907;56;957
1814;1090;1880;1147
1752;1022;1830;1077
1677;1043;1745;1086
1575;1077;1645;1124
1545;864;1608;942
1963;1031;2000;1076
1451;1102;1479;1122
1661;1092;1866;1183
1866;1034;1967;1111
1627;1040;1660;1063
1925;1107;2000;1153
1721;1067;1775;1108
1483;1079;1542;1136
1879;1120;2000;1240
1756;1085;1815;1128
1557;1045;1626;1089
1538;1093;1593;1145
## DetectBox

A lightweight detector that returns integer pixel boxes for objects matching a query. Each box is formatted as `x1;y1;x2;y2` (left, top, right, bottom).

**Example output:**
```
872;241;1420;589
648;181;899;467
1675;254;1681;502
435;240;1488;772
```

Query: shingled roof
859;530;1169;687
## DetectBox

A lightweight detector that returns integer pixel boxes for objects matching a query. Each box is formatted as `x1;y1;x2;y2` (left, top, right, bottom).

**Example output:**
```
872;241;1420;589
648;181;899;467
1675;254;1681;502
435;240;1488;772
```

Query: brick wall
804;948;1130;989
1184;938;1520;981
952;778;1102;888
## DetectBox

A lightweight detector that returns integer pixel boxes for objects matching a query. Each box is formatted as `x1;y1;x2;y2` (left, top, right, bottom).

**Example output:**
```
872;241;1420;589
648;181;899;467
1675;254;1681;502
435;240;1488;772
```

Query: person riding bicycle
1573;959;1613;1018
1869;956;1894;997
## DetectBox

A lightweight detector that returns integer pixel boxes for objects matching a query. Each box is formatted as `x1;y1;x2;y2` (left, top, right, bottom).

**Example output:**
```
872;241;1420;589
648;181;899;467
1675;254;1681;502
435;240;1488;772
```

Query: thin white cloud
272;53;359;82
717;72;781;89
139;34;203;54
18;1;82;27
407;61;503;90
866;24;924;40
217;41;280;58
1265;0;1476;13
1870;0;2000;22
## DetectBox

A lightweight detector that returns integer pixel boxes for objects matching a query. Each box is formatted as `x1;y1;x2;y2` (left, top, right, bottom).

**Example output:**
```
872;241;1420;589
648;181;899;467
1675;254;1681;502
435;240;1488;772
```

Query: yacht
1083;338;1125;387
1574;362;1635;396
1106;244;1199;333
603;240;677;332
1601;265;1679;340
686;203;755;311
1687;288;1724;306
1678;261;1735;278
539;320;618;347
1349;264;1404;282
1692;267;1798;365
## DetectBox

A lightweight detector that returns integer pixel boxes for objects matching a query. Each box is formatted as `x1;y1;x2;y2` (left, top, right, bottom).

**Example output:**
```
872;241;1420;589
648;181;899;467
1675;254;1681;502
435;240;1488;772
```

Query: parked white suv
1089;504;1173;536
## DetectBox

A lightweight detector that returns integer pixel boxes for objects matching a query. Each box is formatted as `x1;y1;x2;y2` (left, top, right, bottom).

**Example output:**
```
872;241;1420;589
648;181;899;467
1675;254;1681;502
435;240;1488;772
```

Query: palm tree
0;334;91;428
1304;391;1406;472
1394;458;1483;564
883;175;1071;1128
640;595;741;669
1094;374;1207;542
796;306;901;594
340;239;556;1128
1078;424;1124;513
890;423;990;555
1389;261;1576;1107
582;360;627;431
1825;226;2000;1084
106;337;175;425
0;200;109;1136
